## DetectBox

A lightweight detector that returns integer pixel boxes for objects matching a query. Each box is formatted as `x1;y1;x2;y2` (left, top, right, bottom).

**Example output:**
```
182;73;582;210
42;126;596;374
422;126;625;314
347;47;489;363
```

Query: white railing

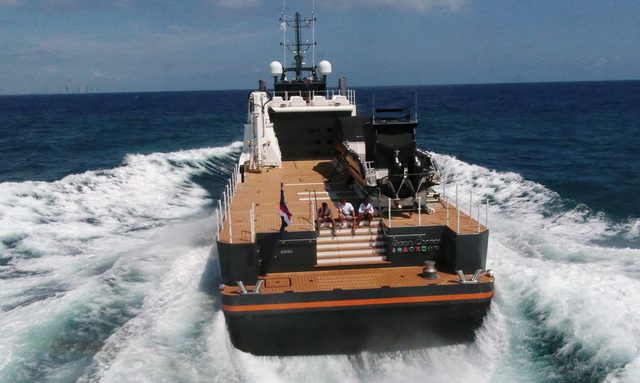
216;163;241;243
439;173;489;234
272;89;356;107
216;200;317;244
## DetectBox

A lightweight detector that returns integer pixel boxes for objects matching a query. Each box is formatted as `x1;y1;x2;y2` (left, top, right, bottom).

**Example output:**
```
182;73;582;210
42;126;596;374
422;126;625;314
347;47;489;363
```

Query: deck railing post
222;191;227;220
309;191;314;231
388;198;392;228
486;198;489;228
216;208;220;241
417;197;421;226
446;202;450;226
228;208;233;244
251;203;256;242
218;199;224;230
312;198;317;231
456;184;460;234
443;173;446;206
234;165;238;191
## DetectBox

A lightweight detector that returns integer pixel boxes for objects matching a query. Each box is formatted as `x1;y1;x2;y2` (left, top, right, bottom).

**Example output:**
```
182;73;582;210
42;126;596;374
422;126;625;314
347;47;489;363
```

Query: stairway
315;220;387;267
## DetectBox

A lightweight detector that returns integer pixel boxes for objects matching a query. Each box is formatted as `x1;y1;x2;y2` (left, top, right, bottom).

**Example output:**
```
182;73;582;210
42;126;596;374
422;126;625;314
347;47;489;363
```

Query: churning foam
433;153;640;382
0;142;240;382
1;146;639;382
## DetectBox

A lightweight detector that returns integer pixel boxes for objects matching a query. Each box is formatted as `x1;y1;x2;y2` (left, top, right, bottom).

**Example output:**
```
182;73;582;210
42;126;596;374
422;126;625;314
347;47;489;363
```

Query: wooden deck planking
220;266;493;295
218;159;487;243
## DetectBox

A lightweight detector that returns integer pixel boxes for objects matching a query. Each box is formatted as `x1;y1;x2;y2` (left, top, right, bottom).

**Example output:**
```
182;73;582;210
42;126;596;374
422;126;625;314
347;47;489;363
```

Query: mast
294;12;303;79
272;6;329;96
281;11;314;80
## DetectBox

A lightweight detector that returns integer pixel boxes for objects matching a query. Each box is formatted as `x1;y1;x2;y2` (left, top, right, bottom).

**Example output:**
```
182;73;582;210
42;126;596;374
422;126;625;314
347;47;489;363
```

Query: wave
0;142;240;382
433;153;640;382
1;146;639;382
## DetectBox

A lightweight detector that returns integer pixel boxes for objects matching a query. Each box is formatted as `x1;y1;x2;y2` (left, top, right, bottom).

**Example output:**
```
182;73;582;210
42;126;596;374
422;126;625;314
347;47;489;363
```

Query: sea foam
1;146;639;383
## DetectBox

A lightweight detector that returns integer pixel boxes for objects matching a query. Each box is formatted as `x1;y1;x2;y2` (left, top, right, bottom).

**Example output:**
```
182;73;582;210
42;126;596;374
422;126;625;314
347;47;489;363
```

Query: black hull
223;298;491;355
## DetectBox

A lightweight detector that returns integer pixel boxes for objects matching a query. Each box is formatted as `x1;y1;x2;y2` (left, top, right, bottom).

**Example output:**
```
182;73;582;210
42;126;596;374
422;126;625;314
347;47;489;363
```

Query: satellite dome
270;61;283;76
318;60;332;76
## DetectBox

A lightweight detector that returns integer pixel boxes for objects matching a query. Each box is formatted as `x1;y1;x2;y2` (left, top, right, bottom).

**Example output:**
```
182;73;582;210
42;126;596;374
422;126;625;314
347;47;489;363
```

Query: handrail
271;89;356;105
437;178;489;233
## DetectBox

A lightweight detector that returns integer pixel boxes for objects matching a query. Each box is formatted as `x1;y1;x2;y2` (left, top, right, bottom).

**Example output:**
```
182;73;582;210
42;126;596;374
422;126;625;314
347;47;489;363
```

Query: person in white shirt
358;196;375;224
336;197;357;235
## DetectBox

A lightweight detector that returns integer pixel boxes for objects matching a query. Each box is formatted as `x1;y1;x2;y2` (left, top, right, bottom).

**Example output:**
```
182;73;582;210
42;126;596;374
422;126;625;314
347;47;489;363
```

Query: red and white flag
279;184;292;227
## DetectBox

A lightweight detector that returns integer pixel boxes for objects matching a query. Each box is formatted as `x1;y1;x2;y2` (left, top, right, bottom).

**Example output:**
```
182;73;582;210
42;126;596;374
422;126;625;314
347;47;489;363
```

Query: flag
279;184;292;232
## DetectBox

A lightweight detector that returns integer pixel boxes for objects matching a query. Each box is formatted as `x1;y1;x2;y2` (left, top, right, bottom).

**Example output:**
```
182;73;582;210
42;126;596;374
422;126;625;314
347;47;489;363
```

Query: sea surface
0;81;639;383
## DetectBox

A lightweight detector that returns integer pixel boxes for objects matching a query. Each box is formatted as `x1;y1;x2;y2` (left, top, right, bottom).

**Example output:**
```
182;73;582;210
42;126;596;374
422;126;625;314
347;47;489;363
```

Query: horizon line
1;78;638;97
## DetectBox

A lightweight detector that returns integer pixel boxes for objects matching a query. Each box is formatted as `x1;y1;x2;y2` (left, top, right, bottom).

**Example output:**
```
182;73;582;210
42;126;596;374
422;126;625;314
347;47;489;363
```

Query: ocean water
0;81;639;383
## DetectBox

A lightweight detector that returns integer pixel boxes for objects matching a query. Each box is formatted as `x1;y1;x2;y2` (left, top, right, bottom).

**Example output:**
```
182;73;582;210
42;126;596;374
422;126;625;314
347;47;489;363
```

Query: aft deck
219;265;492;296
217;159;486;244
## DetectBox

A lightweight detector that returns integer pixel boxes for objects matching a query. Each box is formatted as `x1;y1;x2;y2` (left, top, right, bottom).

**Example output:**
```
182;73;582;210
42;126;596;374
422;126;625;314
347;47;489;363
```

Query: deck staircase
316;220;387;267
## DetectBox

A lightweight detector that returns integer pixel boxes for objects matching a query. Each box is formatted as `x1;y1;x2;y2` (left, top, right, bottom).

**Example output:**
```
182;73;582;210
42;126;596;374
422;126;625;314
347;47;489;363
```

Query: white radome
318;60;332;76
270;61;283;77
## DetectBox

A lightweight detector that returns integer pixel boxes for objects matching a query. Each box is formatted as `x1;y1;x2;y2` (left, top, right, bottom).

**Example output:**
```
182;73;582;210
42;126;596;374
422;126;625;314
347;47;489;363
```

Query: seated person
336;198;357;235
358;197;375;225
317;202;336;235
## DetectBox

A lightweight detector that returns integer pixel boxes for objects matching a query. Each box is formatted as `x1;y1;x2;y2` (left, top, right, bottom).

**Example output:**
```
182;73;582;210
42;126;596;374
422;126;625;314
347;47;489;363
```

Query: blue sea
1;81;639;383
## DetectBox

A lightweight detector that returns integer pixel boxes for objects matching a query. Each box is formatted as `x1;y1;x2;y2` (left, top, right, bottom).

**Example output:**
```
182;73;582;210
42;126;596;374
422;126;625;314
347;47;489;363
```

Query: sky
0;0;639;94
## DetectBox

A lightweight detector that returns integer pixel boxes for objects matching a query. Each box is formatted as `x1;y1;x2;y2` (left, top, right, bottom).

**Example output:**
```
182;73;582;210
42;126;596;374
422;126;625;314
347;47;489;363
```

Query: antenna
372;94;376;120
312;0;316;68
414;89;418;121
281;1;286;69
281;10;313;80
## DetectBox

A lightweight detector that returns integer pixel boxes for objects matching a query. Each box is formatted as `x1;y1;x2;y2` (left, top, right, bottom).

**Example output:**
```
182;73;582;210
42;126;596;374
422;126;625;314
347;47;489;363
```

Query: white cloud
91;70;105;79
44;64;58;75
0;0;19;7
210;0;260;9
324;0;467;12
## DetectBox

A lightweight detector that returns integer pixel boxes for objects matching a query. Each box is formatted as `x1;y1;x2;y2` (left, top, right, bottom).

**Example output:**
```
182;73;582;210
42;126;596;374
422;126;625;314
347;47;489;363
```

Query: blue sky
1;0;639;94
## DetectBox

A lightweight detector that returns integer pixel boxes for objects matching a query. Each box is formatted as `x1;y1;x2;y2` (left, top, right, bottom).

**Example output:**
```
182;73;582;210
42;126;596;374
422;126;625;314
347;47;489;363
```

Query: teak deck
218;159;486;244
220;266;492;295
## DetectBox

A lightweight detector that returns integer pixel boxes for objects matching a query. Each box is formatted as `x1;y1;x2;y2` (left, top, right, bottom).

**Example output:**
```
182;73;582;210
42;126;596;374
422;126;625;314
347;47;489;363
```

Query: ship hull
222;283;493;355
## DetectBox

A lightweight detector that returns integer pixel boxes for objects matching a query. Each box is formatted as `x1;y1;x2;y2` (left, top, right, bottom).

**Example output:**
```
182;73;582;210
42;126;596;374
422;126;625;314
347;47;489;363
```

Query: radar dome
270;61;283;76
318;60;332;76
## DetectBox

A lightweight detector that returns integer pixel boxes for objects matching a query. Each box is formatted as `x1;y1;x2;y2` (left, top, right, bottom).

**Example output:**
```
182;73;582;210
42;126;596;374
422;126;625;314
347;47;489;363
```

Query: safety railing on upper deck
215;163;241;243
438;174;490;234
379;176;490;234
216;194;318;244
271;89;356;106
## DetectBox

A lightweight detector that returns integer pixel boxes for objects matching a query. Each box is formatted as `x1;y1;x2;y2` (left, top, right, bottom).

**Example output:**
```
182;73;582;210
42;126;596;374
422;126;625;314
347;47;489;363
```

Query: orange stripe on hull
223;291;494;313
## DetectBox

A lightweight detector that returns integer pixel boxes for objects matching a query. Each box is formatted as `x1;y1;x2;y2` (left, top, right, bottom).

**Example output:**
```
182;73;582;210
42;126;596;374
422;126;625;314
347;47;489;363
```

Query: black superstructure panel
269;110;353;160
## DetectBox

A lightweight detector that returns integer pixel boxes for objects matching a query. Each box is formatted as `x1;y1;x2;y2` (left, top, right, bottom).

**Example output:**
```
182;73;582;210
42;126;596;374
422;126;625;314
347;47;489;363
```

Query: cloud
324;0;467;12
0;0;132;11
0;0;19;7
210;0;260;9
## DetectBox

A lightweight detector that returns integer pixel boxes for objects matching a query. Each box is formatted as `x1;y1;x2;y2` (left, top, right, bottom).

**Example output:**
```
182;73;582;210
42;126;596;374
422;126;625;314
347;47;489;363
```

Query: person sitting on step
317;202;337;235
336;197;357;235
358;196;375;226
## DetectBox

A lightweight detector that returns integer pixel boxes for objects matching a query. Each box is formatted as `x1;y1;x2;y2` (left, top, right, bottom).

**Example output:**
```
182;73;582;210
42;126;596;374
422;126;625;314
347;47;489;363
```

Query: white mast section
282;1;286;69
312;0;316;68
